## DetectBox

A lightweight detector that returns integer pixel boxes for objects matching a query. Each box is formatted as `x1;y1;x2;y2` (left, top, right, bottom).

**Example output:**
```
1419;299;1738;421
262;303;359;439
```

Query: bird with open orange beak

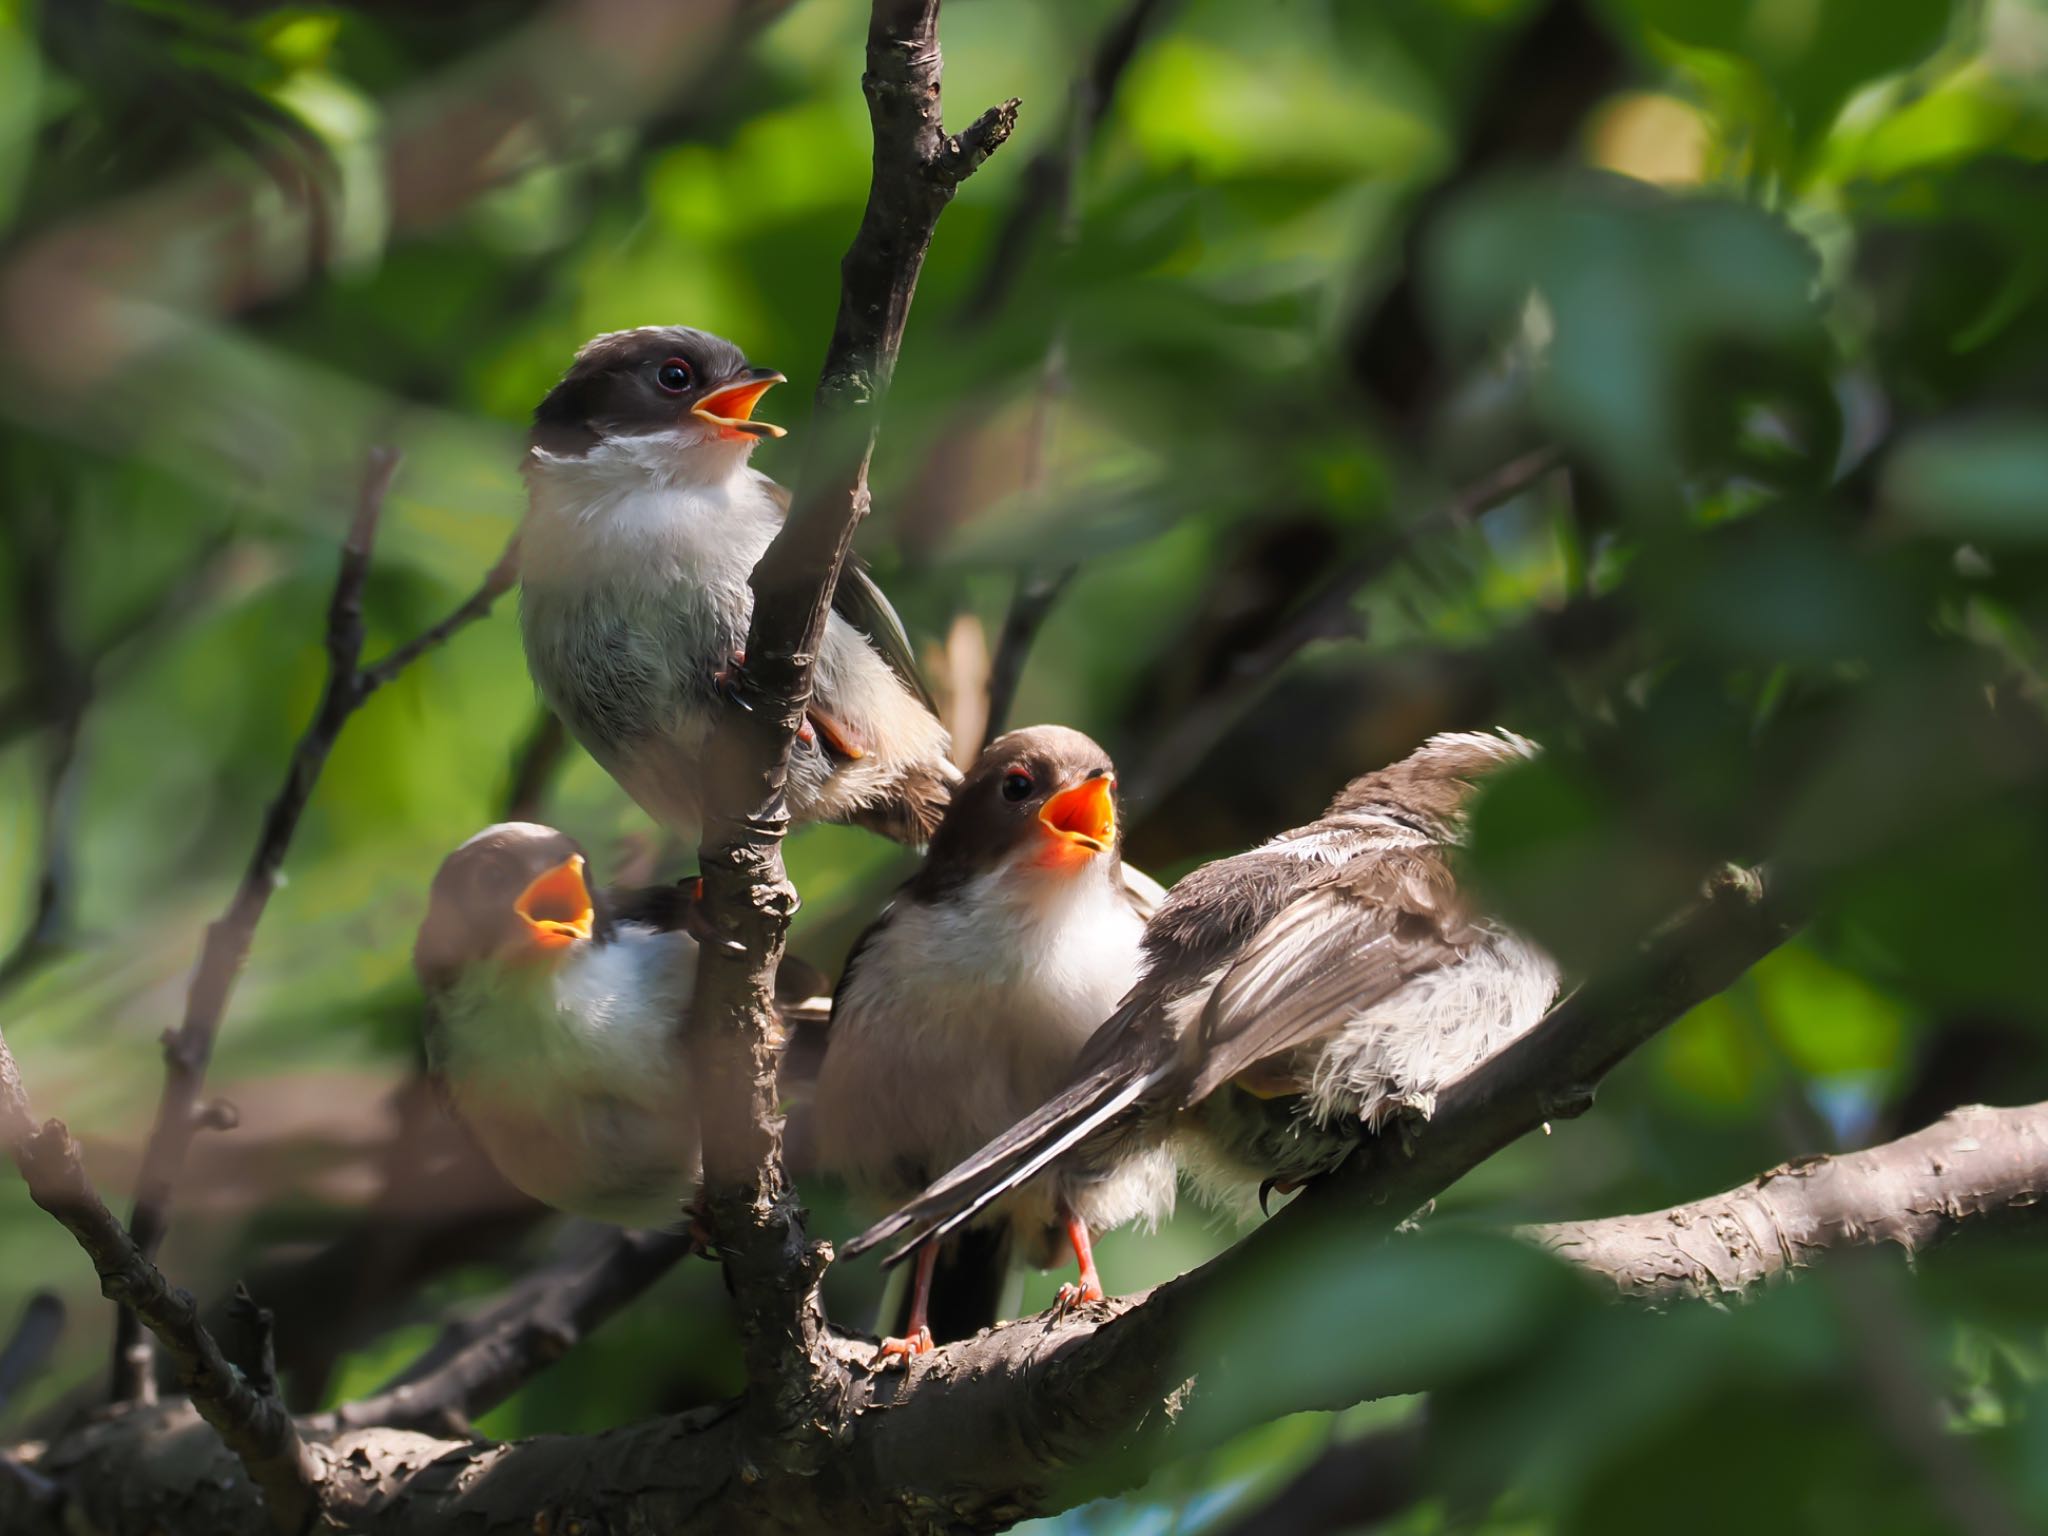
812;727;1173;1362
414;822;828;1229
518;325;957;850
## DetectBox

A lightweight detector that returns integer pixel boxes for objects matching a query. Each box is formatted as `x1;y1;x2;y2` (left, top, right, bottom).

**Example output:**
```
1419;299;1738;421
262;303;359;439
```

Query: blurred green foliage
2;0;2046;1531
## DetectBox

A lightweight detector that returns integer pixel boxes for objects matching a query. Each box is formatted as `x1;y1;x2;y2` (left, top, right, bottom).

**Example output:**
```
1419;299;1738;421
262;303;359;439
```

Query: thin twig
0;534;235;754
686;0;1015;1449
0;508;89;995
959;0;1179;325
1207;1421;1427;1536
972;0;1178;742
113;454;518;1401
311;1227;698;1437
0;1293;64;1423
1125;446;1561;808
501;709;571;824
0;1026;318;1533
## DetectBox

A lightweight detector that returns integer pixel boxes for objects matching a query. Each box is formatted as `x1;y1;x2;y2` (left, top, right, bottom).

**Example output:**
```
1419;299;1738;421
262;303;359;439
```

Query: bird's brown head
914;726;1123;897
414;822;600;992
1326;729;1540;839
527;326;786;465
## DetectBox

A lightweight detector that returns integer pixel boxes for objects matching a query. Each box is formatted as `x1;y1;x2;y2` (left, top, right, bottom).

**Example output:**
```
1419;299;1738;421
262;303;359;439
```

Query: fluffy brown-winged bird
518;326;957;847
813;726;1174;1359
846;730;1560;1271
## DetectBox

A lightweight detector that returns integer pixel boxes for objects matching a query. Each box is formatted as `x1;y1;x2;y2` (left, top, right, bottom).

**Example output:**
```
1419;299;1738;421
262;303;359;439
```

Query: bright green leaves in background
3;0;2048;1533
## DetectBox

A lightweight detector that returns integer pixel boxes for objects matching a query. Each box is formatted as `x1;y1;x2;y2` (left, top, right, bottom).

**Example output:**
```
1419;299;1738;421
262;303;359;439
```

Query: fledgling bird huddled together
415;322;1560;1364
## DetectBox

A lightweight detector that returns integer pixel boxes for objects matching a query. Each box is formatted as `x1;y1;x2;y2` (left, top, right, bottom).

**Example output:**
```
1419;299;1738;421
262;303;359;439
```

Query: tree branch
0;1026;318;1534
972;0;1179;745
113;453;519;1401
685;0;1014;1451
1206;1421;1427;1536
1527;1101;2048;1303
959;0;1179;324
310;1227;698;1437
1125;446;1562;810
0;857;1850;1536
0;1293;64;1424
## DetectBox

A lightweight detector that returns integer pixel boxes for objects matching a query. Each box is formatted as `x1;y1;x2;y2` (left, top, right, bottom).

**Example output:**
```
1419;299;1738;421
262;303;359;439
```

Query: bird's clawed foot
712;651;753;712
1257;1175;1304;1218
1053;1278;1106;1315
874;1327;933;1367
713;651;819;746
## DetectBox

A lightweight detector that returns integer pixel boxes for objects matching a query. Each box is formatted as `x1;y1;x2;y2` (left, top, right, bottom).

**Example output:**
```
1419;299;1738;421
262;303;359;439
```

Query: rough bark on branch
5;865;1950;1536
309;1227;697;1436
114;454;518;1401
12;1093;2046;1534
0;1027;318;1534
1527;1101;2048;1302
684;0;1014;1457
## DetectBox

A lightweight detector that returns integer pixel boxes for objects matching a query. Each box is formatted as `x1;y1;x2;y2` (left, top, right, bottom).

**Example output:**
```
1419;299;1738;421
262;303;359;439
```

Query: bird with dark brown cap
813;726;1172;1359
518;325;957;848
847;730;1560;1275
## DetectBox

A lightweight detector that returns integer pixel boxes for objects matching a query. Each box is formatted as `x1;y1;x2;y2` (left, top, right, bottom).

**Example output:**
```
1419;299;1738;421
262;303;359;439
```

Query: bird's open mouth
515;855;595;947
1038;775;1116;856
692;369;787;440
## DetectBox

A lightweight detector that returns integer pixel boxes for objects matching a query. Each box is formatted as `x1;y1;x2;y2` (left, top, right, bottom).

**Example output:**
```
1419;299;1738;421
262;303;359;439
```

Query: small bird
414;821;827;1227
518;326;957;847
813;726;1173;1359
848;730;1560;1267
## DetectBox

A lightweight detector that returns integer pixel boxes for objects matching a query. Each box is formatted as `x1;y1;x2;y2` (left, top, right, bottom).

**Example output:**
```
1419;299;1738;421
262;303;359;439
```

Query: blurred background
2;0;2047;1530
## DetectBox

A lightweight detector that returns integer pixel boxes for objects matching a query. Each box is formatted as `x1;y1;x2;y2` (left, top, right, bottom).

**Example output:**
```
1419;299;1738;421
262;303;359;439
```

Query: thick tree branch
114;453;519;1401
1527;1101;2048;1303
0;1027;318;1534
17;1088;2040;1536
685;0;1014;1451
0;858;1854;1536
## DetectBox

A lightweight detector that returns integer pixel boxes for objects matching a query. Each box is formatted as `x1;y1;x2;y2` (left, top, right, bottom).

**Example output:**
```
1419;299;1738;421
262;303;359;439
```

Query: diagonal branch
1526;1100;2048;1303
0;1026;318;1534
114;453;519;1401
11;870;2043;1536
309;1227;698;1437
972;0;1180;745
0;1293;64;1424
685;0;1014;1447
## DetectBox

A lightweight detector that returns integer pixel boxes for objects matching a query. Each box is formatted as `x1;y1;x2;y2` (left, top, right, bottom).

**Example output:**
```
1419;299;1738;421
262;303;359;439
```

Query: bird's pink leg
1055;1211;1105;1309
876;1243;938;1363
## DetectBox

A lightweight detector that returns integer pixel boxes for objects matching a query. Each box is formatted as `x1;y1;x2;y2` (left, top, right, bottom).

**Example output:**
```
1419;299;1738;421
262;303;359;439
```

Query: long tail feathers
845;1058;1171;1268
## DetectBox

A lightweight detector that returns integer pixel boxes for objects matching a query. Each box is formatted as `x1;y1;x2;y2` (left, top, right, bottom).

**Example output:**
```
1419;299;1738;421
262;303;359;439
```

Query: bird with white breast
518;326;957;848
814;726;1173;1359
849;730;1561;1271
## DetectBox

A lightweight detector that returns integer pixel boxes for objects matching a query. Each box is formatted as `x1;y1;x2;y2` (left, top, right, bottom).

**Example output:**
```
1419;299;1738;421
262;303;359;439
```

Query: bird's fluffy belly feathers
519;458;947;835
430;925;698;1226
815;868;1175;1257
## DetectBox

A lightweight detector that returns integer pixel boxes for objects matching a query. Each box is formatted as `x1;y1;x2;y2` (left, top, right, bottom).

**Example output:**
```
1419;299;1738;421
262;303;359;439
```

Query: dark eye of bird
655;358;693;394
1001;770;1034;802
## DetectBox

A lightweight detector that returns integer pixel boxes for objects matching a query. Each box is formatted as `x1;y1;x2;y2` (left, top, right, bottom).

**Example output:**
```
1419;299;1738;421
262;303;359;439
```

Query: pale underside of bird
847;729;1562;1269
813;727;1175;1356
416;822;825;1231
518;326;956;848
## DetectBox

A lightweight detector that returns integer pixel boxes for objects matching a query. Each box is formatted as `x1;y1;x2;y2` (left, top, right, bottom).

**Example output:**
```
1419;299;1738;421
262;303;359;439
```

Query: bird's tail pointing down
844;1029;1171;1267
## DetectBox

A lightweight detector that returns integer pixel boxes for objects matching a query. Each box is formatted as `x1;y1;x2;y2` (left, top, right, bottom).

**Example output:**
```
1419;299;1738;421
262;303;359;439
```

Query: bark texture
1528;1101;2048;1301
